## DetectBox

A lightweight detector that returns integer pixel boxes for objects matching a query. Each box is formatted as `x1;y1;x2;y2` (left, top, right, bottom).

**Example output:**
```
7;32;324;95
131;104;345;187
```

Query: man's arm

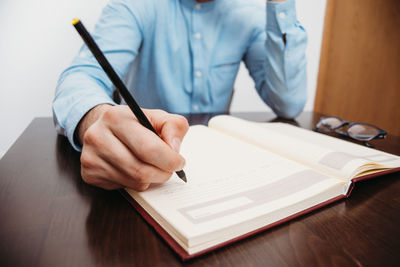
52;0;188;191
53;0;148;151
244;0;307;118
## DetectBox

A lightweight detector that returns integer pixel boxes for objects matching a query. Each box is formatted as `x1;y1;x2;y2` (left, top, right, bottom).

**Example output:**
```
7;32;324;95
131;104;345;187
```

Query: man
53;0;307;191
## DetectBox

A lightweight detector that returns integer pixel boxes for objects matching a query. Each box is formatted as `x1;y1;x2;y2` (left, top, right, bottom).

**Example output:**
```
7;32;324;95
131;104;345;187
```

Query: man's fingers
84;125;174;185
109;118;186;173
82;144;163;191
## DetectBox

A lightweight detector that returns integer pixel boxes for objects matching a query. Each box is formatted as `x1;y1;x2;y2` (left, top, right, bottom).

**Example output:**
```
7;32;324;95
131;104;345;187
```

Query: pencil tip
176;170;187;183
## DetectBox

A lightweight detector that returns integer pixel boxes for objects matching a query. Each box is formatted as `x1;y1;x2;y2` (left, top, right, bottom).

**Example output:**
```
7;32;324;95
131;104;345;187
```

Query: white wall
0;0;108;158
0;0;326;158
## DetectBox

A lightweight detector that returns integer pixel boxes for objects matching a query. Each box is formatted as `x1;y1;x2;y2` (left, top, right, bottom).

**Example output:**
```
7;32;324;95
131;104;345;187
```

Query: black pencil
72;18;187;183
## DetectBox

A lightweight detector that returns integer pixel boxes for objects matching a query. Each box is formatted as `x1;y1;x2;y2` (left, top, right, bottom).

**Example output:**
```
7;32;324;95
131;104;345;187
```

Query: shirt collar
180;0;217;12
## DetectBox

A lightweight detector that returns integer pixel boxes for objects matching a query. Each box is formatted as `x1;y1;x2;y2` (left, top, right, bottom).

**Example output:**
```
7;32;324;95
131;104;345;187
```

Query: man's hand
77;104;189;191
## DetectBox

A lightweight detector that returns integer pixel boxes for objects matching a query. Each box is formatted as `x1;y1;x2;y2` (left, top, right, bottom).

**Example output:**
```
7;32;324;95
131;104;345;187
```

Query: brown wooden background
315;0;400;136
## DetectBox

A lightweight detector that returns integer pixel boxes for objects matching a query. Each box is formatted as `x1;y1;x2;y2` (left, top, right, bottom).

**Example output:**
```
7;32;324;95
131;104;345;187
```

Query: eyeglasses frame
314;116;387;147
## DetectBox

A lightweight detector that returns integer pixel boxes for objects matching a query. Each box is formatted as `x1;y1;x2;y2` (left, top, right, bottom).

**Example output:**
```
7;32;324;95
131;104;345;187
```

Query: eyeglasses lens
347;124;380;141
317;117;343;132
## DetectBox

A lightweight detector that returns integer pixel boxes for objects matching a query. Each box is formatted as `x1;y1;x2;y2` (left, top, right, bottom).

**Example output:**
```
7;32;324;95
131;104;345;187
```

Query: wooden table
0;112;399;266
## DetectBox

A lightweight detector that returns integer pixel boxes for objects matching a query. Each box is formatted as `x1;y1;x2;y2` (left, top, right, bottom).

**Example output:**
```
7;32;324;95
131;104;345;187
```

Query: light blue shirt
53;0;307;151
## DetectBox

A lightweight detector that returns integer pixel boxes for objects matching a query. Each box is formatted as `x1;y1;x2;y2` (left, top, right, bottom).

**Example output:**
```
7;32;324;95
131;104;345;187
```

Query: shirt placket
190;3;206;112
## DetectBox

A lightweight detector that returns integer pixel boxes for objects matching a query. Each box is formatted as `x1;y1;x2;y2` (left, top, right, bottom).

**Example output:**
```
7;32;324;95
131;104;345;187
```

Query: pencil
72;18;187;183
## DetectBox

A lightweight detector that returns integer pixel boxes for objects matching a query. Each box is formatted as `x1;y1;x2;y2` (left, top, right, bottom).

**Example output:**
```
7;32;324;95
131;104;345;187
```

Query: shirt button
194;32;202;39
195;4;201;10
195;71;202;78
193;105;199;111
279;12;286;19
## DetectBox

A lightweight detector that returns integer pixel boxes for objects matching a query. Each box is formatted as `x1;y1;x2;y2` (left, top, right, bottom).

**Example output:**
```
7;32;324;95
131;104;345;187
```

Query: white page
208;116;400;180
261;122;400;169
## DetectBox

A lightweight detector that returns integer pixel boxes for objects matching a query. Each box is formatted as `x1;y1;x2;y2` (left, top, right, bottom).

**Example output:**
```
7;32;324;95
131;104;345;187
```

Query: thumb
143;109;189;152
162;124;185;153
160;117;188;153
169;137;182;153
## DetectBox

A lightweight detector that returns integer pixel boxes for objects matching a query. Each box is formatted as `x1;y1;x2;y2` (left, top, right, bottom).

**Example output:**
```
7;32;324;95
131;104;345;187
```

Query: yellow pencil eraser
72;18;80;25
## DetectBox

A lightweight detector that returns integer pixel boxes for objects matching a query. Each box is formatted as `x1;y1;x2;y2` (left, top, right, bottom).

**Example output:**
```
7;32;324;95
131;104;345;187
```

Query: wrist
76;104;112;145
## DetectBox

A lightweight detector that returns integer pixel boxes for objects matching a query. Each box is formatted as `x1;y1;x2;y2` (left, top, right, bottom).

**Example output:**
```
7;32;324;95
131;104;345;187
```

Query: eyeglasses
315;116;386;147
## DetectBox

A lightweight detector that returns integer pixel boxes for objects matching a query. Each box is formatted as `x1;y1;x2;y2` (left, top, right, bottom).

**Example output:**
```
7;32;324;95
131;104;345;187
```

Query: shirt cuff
267;0;298;33
65;96;116;152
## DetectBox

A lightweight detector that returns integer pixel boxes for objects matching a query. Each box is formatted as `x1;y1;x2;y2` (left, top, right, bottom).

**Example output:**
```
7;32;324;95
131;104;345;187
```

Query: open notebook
121;115;400;260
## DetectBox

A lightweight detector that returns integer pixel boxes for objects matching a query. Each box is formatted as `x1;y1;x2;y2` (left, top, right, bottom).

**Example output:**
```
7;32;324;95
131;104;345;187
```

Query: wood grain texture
0;113;399;266
315;0;400;136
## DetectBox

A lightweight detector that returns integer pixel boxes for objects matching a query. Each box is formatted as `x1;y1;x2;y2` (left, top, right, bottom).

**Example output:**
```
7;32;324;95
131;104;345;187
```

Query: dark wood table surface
0;112;399;266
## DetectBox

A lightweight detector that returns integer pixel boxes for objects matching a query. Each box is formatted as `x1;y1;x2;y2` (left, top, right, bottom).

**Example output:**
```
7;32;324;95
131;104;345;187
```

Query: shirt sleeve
52;0;152;151
243;0;307;119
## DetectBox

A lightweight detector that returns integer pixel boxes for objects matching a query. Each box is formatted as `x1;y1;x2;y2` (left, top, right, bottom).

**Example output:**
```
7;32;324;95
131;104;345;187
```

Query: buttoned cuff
65;96;116;152
267;0;298;33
